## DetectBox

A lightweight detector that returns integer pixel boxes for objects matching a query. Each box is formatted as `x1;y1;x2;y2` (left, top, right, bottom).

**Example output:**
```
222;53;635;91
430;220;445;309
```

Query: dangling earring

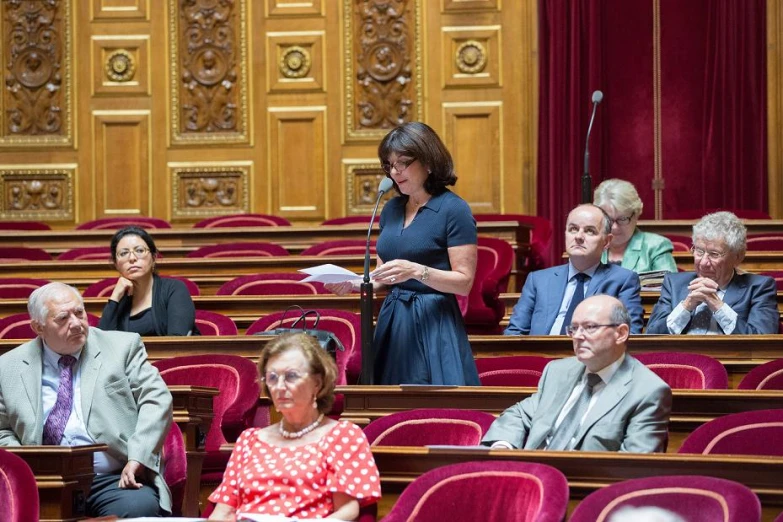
312;395;318;409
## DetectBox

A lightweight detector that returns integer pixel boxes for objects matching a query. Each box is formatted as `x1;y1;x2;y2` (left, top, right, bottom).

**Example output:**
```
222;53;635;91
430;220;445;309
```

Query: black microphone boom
582;90;603;204
359;177;393;384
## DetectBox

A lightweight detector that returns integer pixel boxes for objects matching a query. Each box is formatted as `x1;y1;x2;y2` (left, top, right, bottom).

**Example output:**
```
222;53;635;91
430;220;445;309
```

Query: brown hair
257;333;337;414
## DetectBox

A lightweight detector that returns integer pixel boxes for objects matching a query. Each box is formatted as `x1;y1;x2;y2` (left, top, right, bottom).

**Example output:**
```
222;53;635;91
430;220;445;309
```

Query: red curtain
537;0;767;260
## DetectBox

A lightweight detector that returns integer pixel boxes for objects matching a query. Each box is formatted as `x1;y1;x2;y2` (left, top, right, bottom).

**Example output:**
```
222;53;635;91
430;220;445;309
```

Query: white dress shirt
665;287;738;334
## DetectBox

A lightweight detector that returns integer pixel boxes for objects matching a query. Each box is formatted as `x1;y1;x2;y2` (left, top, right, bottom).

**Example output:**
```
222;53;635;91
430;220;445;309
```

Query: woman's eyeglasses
381;158;415;175
116;247;150;259
611;212;634;226
263;370;308;387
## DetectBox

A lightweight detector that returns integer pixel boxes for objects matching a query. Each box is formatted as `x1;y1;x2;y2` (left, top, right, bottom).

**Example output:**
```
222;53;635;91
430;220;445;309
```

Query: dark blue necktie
560;273;588;334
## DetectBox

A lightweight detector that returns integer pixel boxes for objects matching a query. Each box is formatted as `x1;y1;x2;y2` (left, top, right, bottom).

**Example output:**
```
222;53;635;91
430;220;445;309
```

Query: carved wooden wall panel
344;0;423;140
266;0;324;17
267;107;326;220
169;161;250;218
91;111;151;217
91;0;149;21
442;103;502;213
442;0;498;12
0;165;74;221
442;26;501;88
0;0;73;146
266;31;325;93
343;160;393;214
169;0;249;144
91;36;150;96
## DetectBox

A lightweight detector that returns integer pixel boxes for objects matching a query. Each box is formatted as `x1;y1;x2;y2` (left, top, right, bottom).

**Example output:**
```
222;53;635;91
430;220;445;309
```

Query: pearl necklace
278;413;324;439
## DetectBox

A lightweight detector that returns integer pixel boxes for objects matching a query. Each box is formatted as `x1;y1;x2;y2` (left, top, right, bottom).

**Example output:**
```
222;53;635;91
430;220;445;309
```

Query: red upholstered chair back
678;409;783;456
474;214;553;270
83;276;200;298
153;355;261;459
217;273;327;296
246;309;361;386
363;408;496;447
569;475;761;522
186;242;290;258
459;236;514;334
758;271;783;291
300;239;374;256
194;310;238;336
162;422;187;516
0;313;100;339
475;356;552;387
0;220;50;230
76;217;171;229
666;209;771;219
382;461;568;522
193;213;291;227
321;215;380;226
0;247;51;262
633;352;728;389
662;234;692;252
746;235;783;251
738;359;783;390
0;278;50;299
0;448;40;522
58;247;113;261
775;511;783;522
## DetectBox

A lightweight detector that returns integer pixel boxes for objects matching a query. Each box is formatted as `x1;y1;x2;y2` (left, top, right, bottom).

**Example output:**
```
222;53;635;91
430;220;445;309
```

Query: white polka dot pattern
208;421;381;517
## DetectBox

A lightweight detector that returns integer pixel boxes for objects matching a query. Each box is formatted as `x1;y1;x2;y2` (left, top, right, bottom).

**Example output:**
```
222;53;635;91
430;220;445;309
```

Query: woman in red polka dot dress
208;333;381;521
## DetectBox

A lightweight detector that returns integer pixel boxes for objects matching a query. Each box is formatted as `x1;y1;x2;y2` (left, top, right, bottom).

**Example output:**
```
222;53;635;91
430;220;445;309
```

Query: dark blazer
481;354;671;452
505;263;644;335
646;271;779;334
99;275;199;335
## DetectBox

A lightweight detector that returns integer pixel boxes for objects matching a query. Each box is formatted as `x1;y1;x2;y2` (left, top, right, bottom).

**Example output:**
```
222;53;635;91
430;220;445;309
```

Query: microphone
359;176;393;384
582;90;603;204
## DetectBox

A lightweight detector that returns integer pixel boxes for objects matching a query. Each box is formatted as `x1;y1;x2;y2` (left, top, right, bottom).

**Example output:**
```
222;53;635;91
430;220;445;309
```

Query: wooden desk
639;219;783;237
337;385;783;452
6;444;107;522
168;385;219;517
371;446;783;520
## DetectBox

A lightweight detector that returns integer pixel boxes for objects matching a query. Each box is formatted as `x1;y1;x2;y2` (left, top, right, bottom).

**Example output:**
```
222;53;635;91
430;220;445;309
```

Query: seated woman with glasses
593;178;677;274
208;333;381;521
98;226;199;335
646;211;779;334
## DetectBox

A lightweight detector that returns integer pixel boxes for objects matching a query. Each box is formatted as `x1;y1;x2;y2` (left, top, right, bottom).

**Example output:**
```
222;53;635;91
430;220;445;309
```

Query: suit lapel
546;265;570;329
20;340;44;443
80;336;102;425
586;264;609;296
623;235;643;272
529;360;585;448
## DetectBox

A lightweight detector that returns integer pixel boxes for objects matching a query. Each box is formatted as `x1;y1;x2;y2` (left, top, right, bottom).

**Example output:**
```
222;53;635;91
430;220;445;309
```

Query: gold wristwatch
420;265;430;282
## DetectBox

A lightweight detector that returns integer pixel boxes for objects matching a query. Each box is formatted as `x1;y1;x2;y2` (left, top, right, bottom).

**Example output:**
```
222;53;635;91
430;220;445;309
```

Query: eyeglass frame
565;323;620;337
690;245;729;261
261;369;309;387
116;246;151;259
609;212;635;226
381;157;416;175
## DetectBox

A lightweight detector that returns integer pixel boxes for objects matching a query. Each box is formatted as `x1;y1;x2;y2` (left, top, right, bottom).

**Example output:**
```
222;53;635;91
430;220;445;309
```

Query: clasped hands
324;260;422;295
682;277;723;312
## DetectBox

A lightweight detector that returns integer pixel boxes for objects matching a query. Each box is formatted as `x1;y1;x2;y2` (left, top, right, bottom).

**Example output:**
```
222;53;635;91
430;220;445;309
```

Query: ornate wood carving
344;161;393;214
345;0;422;140
170;162;250;218
170;0;249;144
0;166;74;220
105;50;136;82
1;0;72;146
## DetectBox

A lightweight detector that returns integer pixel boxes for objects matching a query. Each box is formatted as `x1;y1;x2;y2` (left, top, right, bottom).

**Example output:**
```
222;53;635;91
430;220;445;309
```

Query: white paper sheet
298;263;362;284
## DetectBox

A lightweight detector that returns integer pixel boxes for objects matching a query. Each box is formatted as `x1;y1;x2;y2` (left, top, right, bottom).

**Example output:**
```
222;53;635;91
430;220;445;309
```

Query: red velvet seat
363;408;496;447
194;310;238;336
666;209;771;220
738;359;783;390
152;355;262;487
0;278;51;299
0;312;100;339
569;475;761;522
300;239;374;256
58;247;112;261
775;511;783;522
475;355;552;387
186;242;290;258
633;352;728;389
162;422;187;516
83;276;200;298
321;215;380;226
678;409;783;456
662;234;692;252
193;213;291;227
746;235;783;251
0;247;51;262
474;214;553;270
76;217;172;230
0;448;40;522
0;220;50;230
458;236;514;334
382;461;568;522
217;273;327;296
759;271;783;291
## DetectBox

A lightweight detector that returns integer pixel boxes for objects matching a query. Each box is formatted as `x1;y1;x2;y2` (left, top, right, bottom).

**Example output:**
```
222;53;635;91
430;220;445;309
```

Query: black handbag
254;305;345;357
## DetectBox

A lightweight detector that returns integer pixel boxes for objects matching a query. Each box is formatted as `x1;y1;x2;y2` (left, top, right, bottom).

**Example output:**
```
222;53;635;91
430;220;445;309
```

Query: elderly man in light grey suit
483;295;671;452
0;282;173;517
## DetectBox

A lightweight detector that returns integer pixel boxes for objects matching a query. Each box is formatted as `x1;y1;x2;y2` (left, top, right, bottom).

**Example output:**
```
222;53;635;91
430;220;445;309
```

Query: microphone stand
359;185;388;384
582;93;602;204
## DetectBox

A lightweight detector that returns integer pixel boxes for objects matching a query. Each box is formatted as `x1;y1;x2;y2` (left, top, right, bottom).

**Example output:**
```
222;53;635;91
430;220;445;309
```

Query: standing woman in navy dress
327;122;480;385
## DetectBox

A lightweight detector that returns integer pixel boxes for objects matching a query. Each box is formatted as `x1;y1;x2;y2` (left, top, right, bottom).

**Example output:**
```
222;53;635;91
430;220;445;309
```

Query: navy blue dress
374;189;480;385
